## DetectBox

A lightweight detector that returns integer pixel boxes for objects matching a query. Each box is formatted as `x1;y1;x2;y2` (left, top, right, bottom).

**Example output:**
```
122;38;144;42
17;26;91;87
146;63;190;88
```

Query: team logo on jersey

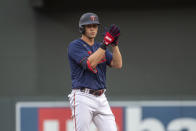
90;16;96;21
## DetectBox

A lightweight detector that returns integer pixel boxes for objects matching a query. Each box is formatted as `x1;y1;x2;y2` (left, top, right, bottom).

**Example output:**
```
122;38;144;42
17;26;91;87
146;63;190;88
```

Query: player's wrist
111;44;118;48
100;43;107;50
111;42;118;47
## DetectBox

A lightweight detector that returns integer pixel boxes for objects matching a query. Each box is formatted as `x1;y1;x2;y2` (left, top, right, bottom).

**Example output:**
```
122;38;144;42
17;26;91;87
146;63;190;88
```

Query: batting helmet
79;12;100;34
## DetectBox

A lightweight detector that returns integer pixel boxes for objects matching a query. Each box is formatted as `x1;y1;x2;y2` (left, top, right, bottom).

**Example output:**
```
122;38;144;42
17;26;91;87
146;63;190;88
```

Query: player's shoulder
68;38;83;48
69;38;81;46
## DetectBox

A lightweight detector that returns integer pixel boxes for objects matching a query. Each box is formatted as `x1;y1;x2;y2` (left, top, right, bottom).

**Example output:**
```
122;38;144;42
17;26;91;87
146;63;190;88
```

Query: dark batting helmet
79;12;100;34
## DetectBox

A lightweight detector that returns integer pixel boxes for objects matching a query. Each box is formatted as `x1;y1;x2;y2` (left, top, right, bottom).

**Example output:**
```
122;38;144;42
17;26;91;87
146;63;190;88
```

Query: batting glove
111;36;119;47
100;24;120;50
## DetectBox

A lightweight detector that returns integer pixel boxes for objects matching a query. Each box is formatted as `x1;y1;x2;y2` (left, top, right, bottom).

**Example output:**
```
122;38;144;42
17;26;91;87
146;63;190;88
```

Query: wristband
100;43;107;50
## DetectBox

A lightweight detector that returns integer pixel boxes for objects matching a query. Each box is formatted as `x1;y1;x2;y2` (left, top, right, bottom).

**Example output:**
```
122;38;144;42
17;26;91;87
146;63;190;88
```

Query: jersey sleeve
105;49;113;66
68;42;89;65
68;42;97;73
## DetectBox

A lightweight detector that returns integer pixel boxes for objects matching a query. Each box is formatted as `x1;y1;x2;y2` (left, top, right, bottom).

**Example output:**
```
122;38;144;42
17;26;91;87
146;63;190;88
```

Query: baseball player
67;12;122;131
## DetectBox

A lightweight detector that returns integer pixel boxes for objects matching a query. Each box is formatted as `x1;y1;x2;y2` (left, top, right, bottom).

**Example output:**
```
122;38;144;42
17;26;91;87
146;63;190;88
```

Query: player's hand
103;24;120;46
111;25;120;47
111;36;119;47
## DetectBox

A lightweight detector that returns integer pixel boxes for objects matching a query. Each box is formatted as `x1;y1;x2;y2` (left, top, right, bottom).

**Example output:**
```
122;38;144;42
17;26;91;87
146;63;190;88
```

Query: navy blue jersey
68;38;113;90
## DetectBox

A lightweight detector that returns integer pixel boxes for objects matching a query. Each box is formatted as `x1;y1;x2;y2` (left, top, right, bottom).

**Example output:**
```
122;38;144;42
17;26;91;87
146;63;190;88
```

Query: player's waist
73;87;106;96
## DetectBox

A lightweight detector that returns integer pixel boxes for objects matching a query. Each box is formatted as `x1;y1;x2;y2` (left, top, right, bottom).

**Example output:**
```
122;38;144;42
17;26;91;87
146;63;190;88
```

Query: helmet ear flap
79;25;85;34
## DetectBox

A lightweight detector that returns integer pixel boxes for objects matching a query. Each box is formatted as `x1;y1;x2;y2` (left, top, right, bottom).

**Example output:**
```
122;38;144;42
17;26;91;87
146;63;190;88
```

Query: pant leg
93;94;117;131
68;91;94;131
93;113;117;131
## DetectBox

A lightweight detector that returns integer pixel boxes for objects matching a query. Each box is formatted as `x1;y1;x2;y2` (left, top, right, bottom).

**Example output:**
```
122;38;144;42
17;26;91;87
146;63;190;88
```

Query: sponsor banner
16;102;123;131
16;101;196;131
126;106;196;131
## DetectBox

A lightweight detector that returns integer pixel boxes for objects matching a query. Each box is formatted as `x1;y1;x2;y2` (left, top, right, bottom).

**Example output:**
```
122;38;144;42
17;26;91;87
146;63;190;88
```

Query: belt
79;87;105;96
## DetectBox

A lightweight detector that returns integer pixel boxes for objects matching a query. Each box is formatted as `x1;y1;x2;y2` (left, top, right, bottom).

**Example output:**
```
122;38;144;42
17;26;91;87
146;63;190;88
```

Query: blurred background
0;0;196;130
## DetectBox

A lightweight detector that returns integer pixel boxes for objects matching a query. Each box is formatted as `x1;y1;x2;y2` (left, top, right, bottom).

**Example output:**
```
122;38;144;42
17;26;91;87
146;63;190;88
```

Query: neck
81;35;94;46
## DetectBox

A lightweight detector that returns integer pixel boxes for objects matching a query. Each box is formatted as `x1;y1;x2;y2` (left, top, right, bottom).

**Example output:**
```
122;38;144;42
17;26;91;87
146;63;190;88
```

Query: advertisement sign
126;105;196;131
16;101;196;131
16;102;123;131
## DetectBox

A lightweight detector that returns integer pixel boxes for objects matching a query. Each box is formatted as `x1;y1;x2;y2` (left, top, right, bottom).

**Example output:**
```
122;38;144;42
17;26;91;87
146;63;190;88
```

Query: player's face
84;24;98;39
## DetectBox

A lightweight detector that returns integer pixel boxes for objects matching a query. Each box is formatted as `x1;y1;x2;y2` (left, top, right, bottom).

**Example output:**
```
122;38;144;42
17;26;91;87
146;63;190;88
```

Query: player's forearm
87;48;105;68
111;46;122;68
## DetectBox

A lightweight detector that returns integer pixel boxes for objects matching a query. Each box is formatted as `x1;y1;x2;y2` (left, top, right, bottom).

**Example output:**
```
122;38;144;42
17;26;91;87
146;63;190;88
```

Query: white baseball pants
68;89;117;131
